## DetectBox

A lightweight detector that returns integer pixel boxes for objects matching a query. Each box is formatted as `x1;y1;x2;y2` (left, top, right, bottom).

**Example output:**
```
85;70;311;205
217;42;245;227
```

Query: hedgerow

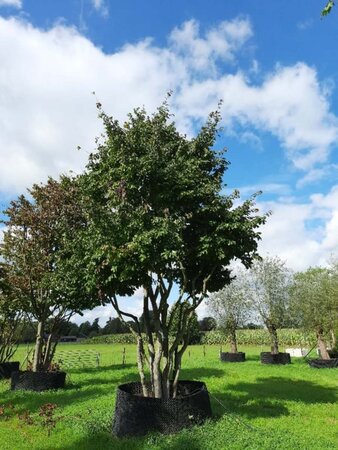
83;328;316;347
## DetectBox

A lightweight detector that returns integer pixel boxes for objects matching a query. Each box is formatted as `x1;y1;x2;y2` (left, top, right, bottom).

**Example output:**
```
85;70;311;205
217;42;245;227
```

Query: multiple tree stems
109;271;209;399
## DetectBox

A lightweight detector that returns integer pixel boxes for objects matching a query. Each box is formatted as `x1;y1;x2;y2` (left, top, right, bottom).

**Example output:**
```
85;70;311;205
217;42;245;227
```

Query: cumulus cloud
0;0;21;8
169;18;252;72
0;16;337;195
176;64;338;170
257;185;338;271
90;0;108;18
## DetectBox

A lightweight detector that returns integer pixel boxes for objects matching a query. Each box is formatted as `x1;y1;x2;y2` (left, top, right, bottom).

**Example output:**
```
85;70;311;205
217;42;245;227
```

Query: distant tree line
15;315;219;343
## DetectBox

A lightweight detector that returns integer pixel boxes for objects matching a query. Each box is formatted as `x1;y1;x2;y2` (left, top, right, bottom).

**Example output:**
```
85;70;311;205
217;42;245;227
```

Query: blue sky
1;0;338;323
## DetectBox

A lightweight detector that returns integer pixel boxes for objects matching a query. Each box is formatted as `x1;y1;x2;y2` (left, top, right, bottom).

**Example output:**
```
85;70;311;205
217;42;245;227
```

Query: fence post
122;347;126;366
203;345;206;357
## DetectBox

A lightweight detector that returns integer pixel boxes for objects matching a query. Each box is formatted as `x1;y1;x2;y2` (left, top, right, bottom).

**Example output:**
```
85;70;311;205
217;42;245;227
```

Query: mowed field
0;343;337;450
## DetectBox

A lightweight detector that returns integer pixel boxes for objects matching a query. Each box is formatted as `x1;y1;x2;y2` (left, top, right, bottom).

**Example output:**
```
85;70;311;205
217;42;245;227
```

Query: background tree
0;176;95;372
247;256;292;355
169;301;201;345
199;316;217;332
0;263;22;363
290;267;338;359
207;271;251;353
80;99;267;399
103;317;128;334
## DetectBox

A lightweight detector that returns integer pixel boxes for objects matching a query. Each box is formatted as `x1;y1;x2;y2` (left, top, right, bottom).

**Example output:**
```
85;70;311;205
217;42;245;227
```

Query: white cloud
90;0;108;18
0;16;337;197
257;185;338;271
73;288;144;326
169;18;252;72
0;0;21;8
175;63;338;170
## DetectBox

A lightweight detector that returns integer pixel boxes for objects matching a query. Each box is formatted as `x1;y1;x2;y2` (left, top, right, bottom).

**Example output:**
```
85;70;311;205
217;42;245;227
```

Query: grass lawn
0;343;337;450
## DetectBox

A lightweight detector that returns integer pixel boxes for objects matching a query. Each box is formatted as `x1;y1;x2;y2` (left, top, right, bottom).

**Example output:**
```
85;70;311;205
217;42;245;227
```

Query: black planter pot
220;352;246;362
11;370;66;391
328;349;338;359
112;380;212;437
0;361;20;379
308;358;338;369
260;352;291;365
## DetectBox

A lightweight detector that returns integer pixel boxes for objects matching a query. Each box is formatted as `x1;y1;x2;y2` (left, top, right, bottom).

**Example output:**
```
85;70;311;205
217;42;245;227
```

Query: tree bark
330;329;337;349
33;320;44;372
317;330;330;360
268;325;279;354
229;328;238;353
136;336;148;397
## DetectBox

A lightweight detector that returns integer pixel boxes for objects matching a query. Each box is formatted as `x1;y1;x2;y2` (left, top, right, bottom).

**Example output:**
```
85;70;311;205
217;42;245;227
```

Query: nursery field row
84;328;318;347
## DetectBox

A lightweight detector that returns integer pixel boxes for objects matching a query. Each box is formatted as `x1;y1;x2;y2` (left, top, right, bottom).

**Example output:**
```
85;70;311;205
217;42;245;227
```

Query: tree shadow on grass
179;367;225;380
210;376;337;420
53;430;204;450
228;377;337;404
68;363;135;375
211;392;289;419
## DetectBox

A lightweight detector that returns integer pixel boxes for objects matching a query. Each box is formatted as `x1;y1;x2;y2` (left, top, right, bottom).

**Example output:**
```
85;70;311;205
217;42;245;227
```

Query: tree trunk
268;326;279;354
136;336;148;397
330;329;337;349
33;320;44;372
229;328;238;353
317;330;330;360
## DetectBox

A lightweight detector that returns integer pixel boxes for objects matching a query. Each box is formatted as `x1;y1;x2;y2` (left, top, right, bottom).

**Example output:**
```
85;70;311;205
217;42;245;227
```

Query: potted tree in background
1;176;96;390
79;99;267;436
207;270;250;362
290;266;338;368
248;256;292;365
0;264;21;378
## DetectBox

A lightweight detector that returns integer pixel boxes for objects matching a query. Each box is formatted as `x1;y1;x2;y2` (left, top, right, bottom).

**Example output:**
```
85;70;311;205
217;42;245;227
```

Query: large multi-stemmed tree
79;99;267;399
0;176;95;372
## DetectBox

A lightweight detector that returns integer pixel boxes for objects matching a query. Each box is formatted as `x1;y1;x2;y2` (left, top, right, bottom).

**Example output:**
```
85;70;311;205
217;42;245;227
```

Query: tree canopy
0;176;96;371
290;265;338;358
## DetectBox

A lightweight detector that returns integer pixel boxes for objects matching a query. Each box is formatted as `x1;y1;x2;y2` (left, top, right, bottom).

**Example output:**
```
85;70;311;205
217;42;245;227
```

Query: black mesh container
11;370;66;391
0;362;20;379
260;352;291;365
220;352;246;362
328;350;338;359
308;358;338;369
112;380;212;437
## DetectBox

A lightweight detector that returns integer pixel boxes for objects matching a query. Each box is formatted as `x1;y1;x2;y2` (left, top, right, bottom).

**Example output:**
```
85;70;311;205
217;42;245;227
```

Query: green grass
0;344;337;450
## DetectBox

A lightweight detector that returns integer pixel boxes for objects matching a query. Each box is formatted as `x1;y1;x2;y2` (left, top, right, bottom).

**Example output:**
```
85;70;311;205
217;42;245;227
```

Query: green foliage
290;266;338;335
0;176;97;370
80;98;266;300
322;0;335;16
0;264;21;362
207;271;251;333
83;328;317;347
201;328;316;347
85;333;137;344
248;256;292;330
169;302;201;344
199;316;217;331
